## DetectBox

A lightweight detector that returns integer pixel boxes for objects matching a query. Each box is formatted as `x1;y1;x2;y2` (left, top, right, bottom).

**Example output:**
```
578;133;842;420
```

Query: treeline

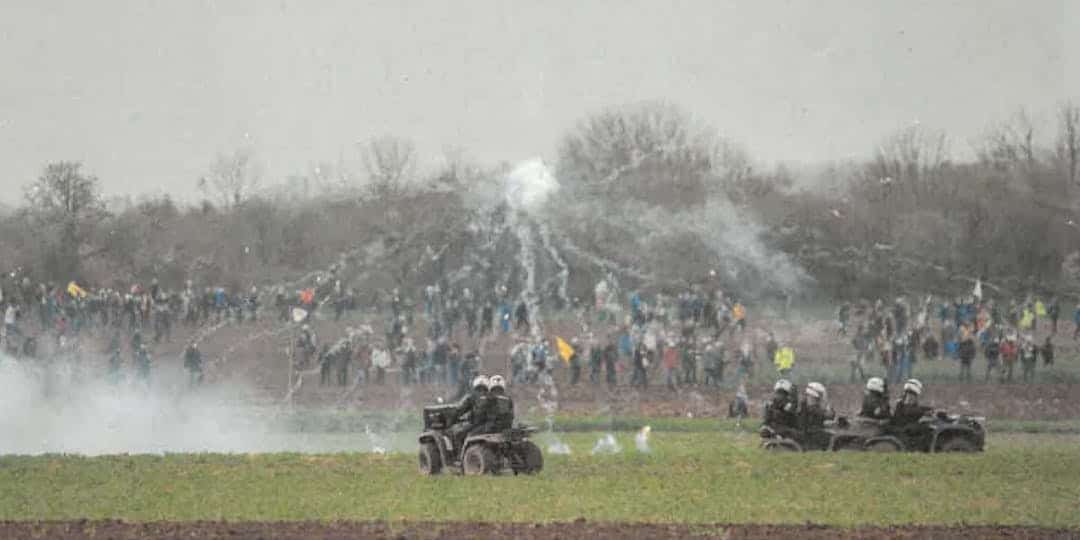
1;101;1078;303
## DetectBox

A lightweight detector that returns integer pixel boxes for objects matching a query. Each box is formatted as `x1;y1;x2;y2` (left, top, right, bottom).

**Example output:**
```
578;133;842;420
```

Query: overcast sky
0;0;1075;204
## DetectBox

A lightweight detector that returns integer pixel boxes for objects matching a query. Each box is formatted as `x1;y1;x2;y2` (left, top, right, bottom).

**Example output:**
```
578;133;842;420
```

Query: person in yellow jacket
732;302;747;333
773;345;795;378
1019;307;1034;331
1034;299;1046;333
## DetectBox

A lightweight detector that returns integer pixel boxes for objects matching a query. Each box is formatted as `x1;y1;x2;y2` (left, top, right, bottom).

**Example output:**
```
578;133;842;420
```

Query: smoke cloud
504;158;559;212
0;356;408;455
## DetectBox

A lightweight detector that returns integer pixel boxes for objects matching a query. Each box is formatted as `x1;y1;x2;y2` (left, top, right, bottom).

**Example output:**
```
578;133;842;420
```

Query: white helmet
903;378;923;396
806;382;826;400
866;377;885;394
471;375;489;390
773;379;793;394
488;375;506;390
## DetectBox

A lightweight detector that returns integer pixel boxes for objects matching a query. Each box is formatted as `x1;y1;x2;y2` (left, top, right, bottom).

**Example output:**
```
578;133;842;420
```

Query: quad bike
759;425;807;452
760;411;985;453
826;417;908;452
895;411;986;453
417;404;544;476
759;422;870;452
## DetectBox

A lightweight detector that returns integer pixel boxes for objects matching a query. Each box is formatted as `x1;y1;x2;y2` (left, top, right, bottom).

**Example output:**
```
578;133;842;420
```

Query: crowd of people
0;262;1071;398
842;294;1062;385
0;267;355;387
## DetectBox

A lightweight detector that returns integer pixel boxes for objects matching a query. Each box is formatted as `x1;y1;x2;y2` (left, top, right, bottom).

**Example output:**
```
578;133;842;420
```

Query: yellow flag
556;337;575;365
66;281;87;298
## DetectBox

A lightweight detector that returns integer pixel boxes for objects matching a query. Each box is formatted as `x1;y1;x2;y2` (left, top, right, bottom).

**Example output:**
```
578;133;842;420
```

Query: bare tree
977;108;1037;170
869;123;950;202
198;148;261;209
360;135;416;198
556;101;740;209
1057;101;1080;194
23;161;107;278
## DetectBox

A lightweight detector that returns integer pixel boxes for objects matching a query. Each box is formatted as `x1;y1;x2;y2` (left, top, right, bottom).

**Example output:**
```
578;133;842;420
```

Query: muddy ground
2;520;1074;539
285;380;1080;423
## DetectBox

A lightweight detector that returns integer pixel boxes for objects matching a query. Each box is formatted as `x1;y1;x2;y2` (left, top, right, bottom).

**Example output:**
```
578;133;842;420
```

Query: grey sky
0;0;1074;204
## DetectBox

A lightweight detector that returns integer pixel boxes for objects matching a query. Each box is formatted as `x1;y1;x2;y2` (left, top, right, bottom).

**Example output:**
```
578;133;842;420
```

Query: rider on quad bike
418;373;543;475
482;375;515;433
858;377;891;420
449;375;491;453
887;378;934;448
797;382;835;450
763;379;800;440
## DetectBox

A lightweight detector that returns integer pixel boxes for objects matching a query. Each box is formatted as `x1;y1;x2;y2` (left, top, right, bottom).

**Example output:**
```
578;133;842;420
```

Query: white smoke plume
590;433;622;455
553;196;810;294
0;356;409;455
504;158;559;212
635;425;652;453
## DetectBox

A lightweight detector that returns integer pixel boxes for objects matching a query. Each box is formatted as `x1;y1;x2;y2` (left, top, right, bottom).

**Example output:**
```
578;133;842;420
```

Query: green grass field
2;432;1078;527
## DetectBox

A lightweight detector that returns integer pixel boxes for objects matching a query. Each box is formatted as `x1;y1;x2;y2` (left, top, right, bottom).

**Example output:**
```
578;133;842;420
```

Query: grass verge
1;432;1078;526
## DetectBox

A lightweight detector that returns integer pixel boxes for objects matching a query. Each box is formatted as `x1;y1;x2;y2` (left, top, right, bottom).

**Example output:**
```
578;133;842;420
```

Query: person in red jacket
662;340;679;391
999;335;1018;383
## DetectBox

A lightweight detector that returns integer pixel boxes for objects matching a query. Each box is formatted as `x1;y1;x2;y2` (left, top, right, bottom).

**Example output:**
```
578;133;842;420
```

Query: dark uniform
135;345;152;384
568;351;581;385
1041;338;1054;366
858;391;891;420
1020;341;1038;382
798;400;834;449
318;344;332;385
890;398;934;450
449;386;489;455
336;341;352;386
763;391;800;440
958;337;976;382
589;346;602;384
483;388;515;433
183;343;203;386
603;343;617;386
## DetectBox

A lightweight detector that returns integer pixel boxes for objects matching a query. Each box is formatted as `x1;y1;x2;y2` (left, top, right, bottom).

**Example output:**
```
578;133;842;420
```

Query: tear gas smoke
504;158;559;212
502;158;574;455
545;435;572;455
591;433;622;455
635;425;652;453
0;356;409;455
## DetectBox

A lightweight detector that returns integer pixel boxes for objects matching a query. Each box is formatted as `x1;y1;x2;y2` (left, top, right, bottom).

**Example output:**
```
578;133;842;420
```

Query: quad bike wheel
418;442;442;475
763;440;801;452
866;440;901;452
463;444;496;475
518;441;543;474
938;437;978;453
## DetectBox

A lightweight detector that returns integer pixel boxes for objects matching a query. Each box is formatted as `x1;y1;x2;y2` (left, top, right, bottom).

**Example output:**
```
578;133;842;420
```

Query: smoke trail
537;222;569;306
554;231;661;284
503;158;575;455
